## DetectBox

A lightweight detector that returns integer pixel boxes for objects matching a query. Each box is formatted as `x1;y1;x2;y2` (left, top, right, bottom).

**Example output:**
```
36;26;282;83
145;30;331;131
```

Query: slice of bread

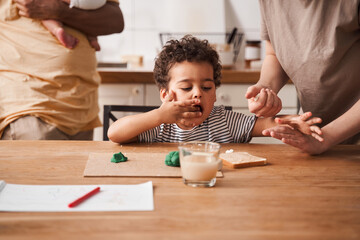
220;152;267;168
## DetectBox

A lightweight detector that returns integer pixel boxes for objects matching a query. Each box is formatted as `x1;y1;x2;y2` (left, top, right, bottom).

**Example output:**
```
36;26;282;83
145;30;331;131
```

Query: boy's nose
193;87;202;98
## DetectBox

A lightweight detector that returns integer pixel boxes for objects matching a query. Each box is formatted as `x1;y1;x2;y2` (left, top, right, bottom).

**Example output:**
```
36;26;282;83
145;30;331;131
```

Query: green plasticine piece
165;151;180;167
111;152;128;163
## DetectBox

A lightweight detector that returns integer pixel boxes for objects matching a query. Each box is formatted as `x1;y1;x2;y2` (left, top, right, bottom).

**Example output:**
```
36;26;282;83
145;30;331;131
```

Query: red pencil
68;187;101;208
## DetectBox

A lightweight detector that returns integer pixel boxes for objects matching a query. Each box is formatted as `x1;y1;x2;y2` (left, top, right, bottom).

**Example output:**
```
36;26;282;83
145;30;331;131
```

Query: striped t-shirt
138;105;256;143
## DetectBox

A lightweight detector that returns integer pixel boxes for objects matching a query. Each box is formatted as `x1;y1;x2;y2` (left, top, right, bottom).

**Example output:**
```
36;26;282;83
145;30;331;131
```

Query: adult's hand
275;111;322;138
265;99;360;155
14;0;64;19
262;126;327;155
14;0;124;36
245;84;282;117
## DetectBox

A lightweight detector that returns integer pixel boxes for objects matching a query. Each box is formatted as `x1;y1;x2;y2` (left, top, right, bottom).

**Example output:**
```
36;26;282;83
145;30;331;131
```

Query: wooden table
0;141;359;239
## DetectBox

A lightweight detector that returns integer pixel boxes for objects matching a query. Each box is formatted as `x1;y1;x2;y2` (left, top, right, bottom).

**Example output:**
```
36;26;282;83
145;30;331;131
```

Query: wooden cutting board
84;152;223;178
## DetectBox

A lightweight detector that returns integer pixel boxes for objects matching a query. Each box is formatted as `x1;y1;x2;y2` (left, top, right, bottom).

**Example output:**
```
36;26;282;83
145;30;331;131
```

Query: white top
70;0;106;10
139;106;256;143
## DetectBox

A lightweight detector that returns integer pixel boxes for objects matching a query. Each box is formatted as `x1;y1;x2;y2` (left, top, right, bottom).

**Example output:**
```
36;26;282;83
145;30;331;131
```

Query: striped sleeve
224;110;256;143
138;126;161;143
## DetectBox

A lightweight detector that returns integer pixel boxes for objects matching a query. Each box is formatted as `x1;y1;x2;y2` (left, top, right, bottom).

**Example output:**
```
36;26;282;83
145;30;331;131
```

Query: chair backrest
103;105;232;141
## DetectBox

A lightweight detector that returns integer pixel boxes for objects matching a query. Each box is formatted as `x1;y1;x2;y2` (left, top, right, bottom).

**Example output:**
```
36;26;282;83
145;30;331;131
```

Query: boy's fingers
299;126;312;135
262;129;270;136
274;117;282;123
190;98;201;105
164;92;172;102
306;117;322;125
167;91;175;102
278;115;321;129
189;106;201;112
299;112;312;121
275;117;292;125
182;111;202;118
310;126;322;135
178;99;200;107
311;133;324;142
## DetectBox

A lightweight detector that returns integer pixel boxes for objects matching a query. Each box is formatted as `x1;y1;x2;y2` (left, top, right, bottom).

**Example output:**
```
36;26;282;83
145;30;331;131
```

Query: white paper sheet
0;180;154;212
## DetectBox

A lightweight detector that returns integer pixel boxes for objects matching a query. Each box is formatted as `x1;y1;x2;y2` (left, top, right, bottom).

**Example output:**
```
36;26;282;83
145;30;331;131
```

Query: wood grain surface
0;141;359;240
84;152;223;177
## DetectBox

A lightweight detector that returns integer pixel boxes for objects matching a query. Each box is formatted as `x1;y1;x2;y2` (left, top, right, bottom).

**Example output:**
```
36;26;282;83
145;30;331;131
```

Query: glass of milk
178;141;221;187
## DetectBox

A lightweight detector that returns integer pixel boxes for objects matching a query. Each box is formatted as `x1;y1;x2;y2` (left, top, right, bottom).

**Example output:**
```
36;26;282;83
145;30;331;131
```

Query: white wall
96;0;262;63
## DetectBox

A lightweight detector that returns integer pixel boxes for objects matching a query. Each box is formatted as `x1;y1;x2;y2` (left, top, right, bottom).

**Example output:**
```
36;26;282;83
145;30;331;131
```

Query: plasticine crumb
225;149;234;154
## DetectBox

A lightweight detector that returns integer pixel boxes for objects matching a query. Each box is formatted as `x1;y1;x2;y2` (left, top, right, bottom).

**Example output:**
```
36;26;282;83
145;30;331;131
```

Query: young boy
108;35;323;144
41;0;106;50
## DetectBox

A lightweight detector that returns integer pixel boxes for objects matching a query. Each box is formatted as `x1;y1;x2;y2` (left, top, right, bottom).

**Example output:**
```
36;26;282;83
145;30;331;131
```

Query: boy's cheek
170;91;178;101
210;94;217;104
172;90;185;101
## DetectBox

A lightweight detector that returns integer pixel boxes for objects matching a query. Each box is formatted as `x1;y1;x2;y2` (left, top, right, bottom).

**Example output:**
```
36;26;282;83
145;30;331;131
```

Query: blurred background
96;0;263;65
95;0;298;143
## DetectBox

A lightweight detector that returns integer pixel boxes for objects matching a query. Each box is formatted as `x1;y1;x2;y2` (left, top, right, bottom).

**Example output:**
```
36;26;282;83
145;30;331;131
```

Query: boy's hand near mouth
159;91;202;128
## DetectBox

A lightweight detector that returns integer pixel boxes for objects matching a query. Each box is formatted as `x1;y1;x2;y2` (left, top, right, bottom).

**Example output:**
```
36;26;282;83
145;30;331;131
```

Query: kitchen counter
98;61;262;84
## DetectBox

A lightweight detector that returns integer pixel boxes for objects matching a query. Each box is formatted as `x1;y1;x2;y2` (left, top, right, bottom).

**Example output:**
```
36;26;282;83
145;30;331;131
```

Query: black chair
103;105;232;141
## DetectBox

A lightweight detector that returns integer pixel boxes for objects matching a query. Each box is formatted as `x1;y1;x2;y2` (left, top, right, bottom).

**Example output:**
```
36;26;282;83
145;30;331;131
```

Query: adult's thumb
245;85;260;99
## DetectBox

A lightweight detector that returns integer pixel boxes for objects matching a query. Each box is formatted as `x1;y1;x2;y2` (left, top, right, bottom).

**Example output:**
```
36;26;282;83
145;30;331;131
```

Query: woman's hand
246;86;282;117
274;112;323;142
262;125;328;155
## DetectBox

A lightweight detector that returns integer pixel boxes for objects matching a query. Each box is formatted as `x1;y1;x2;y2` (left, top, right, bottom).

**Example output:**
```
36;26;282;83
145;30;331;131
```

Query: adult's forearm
57;2;124;36
14;0;124;36
257;41;289;93
321;99;360;149
258;56;288;93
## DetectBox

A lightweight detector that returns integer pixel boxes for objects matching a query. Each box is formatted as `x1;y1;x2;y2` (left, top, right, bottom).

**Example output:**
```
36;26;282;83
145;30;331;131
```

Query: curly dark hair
154;35;222;90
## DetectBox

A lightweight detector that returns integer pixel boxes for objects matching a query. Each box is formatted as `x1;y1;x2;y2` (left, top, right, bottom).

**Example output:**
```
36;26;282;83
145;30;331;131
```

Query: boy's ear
160;89;176;102
160;88;168;102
